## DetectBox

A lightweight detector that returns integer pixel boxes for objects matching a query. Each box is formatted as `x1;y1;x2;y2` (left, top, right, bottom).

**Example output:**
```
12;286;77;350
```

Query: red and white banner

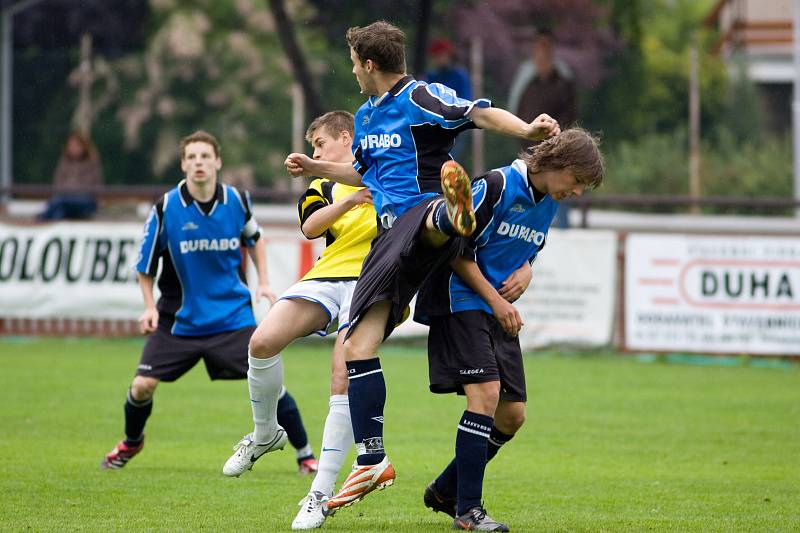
625;233;800;356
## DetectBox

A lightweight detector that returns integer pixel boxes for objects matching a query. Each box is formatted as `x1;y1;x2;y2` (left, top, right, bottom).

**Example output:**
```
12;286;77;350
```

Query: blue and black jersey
352;75;491;223
135;181;261;336
416;159;558;321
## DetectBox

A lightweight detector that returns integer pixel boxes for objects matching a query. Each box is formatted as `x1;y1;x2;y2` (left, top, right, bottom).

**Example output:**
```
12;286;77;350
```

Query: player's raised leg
326;301;396;511
223;298;329;477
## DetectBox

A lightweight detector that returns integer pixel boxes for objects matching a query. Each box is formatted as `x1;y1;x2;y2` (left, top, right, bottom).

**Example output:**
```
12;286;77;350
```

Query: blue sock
276;389;311;457
123;389;152;446
346;358;386;466
455;411;493;515
431;200;458;236
435;424;514;499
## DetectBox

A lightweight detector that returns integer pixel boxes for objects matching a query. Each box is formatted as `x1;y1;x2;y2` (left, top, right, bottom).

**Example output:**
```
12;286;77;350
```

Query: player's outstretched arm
285;153;364;187
470;107;560;141
247;238;277;304
498;262;533;303
452;256;523;337
136;272;159;334
302;188;372;239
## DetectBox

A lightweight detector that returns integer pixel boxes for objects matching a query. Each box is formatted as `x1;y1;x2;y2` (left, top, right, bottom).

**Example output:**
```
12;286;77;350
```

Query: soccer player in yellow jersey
222;111;375;530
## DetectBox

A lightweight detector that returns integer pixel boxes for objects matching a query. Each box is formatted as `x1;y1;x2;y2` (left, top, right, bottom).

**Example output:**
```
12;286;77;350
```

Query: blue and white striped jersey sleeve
410;82;492;129
135;198;165;276
462;170;506;261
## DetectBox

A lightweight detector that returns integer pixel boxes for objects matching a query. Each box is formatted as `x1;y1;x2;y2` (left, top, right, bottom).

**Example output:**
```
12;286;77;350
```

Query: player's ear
340;130;352;145
180;157;188;173
215;157;222;171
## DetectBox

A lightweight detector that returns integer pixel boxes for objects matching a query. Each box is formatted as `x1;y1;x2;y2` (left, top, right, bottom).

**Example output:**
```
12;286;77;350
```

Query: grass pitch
1;337;798;532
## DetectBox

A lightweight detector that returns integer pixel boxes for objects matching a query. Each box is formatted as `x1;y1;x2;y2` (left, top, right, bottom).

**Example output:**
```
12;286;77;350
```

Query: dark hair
520;128;604;189
346;21;406;74
62;131;99;162
305;111;355;143
534;27;554;42
180;130;220;159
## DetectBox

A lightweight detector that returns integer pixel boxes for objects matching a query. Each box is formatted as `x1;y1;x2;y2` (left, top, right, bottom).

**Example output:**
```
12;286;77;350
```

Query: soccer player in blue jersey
101;131;317;473
283;20;560;512
416;128;604;530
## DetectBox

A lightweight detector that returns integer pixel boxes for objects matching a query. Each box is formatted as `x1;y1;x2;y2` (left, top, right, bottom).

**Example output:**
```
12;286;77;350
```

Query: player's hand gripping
525;113;560;141
256;284;278;305
490;296;523;337
344;187;373;208
499;263;533;303
138;307;159;335
285;153;317;178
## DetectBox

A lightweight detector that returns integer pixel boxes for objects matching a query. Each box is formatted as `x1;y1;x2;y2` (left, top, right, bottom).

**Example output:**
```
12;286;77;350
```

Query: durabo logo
179;238;240;254
496;221;546;245
360;133;402;150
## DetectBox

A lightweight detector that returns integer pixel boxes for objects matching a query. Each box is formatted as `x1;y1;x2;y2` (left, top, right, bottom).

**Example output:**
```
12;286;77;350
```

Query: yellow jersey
297;179;376;281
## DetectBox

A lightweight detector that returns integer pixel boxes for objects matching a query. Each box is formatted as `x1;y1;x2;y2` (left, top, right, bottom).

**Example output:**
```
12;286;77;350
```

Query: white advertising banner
625;233;800;356
516;229;618;349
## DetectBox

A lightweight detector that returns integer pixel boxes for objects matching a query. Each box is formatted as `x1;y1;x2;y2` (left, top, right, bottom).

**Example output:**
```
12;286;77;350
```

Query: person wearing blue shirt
283;20;560;525
425;38;472;161
101;131;318;474
415;128;604;531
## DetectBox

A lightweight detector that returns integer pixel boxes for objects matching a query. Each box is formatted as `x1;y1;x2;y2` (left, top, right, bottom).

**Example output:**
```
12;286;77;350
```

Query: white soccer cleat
222;428;288;477
325;456;395;510
291;491;330;530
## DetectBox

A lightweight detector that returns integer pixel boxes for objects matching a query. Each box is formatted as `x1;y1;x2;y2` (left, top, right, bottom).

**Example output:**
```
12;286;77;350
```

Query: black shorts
427;311;527;402
347;198;464;340
135;325;255;382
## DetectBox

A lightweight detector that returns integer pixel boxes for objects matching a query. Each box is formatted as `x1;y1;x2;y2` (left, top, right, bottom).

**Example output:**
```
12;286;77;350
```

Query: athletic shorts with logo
136;325;256;381
346;198;464;340
279;279;356;335
427;310;527;402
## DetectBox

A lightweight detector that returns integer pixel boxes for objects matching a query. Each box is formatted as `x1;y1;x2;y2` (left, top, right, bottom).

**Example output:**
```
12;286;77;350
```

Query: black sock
431;200;458;236
436;425;514;500
276;389;310;454
124;389;152;446
346;358;386;466
456;411;493;515
486;425;514;461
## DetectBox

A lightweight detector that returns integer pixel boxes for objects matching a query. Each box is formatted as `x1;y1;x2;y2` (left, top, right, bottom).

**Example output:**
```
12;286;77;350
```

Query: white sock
310;395;353;496
248;353;283;444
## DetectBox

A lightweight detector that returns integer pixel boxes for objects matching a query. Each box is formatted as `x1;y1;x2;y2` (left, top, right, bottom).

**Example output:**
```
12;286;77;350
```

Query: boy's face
310;129;353;164
181;141;221;185
350;47;377;96
538;168;586;201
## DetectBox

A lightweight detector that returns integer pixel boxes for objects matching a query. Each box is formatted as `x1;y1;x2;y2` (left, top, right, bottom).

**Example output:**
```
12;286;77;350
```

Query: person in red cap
425;38;472;160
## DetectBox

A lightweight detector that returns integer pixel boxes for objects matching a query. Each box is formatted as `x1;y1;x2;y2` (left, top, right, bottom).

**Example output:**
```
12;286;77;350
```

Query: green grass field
1;338;798;532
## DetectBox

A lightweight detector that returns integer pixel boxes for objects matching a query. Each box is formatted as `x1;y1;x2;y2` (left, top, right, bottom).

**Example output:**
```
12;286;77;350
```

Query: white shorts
278;279;357;336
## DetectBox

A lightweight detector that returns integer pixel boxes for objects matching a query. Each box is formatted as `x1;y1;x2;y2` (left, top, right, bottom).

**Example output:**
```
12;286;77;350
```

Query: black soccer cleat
453;506;510;531
424;481;457;518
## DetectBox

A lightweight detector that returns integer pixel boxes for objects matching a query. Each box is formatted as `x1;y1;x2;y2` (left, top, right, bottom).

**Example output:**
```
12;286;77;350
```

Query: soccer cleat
101;438;144;470
453;506;510;531
440;160;476;237
291;491;329;530
222;428;288;477
298;456;319;475
325;456;396;510
424;481;457;518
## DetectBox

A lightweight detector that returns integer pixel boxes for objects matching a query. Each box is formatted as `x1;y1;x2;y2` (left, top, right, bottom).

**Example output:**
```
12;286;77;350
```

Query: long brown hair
62;131;99;162
521;128;604;189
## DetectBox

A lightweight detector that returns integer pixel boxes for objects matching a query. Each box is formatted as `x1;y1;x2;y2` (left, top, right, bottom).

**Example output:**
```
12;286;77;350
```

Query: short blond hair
305;111;355;144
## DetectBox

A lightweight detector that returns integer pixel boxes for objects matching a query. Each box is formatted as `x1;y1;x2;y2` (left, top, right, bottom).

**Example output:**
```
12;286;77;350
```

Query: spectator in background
39;131;103;220
509;29;577;228
425;38;472;161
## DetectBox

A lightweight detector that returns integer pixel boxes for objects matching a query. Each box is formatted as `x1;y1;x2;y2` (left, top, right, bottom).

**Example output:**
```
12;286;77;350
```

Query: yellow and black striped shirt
297;179;376;281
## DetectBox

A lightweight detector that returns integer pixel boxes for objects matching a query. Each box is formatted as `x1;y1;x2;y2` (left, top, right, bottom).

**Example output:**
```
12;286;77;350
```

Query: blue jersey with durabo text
135;181;261;336
415;159;558;320
352;75;491;223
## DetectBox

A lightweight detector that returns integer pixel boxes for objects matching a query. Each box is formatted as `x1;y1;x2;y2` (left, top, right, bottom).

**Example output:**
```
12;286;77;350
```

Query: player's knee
248;332;280;358
131;376;158;401
342;337;375;361
498;404;526;433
